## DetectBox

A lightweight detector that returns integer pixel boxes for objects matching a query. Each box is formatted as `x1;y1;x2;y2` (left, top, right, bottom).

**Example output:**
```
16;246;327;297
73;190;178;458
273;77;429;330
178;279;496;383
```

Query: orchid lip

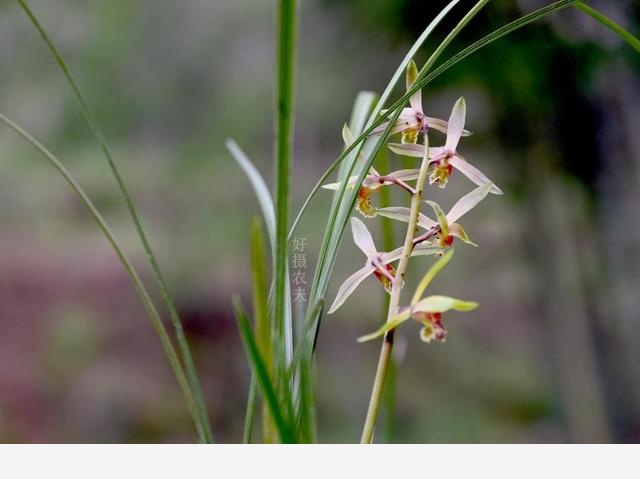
371;256;394;283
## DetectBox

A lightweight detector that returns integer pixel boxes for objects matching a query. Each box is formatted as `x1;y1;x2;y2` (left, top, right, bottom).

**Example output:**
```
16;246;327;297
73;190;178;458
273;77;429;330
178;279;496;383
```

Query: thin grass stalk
575;2;640;53
233;298;296;443
360;134;430;443
15;0;213;442
242;375;257;443
0;112;206;442
250;218;277;443
273;0;298;364
416;0;490;78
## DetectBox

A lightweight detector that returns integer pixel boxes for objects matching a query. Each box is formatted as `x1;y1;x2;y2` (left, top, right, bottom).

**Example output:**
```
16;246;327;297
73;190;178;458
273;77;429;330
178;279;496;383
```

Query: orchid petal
386;169;420;181
372;120;418;137
426;117;472;136
389;143;449;161
449;223;477;246
357;309;412;343
327;264;376;314
445;182;492;224
342;124;372;167
445;97;466;152
351;217;377;257
388;143;425;158
406;60;422;114
377;206;436;230
322;175;359;190
342;123;355;147
381;244;442;264
411;250;454;306
428;146;447;158
362;176;383;189
398;107;417;120
425;200;449;237
372;109;419;136
449;154;502;195
412;295;478;314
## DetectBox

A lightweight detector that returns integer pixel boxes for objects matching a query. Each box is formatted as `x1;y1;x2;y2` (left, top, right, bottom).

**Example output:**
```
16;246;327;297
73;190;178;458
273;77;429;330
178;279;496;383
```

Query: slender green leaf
250;218;277;443
242;375;257;444
226;140;294;379
575;2;640;53
227;140;276;252
0;112;206;442
227;141;295;435
273;0;299;427
233;298;296;443
15;0;213;442
294;298;324;443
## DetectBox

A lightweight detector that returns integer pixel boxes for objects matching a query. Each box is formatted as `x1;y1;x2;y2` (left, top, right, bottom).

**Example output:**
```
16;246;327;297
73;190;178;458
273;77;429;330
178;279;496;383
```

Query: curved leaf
327;265;376;314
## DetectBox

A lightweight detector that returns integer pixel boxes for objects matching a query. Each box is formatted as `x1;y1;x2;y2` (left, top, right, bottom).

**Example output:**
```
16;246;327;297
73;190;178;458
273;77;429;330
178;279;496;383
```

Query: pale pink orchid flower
323;125;420;216
371;60;471;142
376;183;492;248
357;251;478;344
321;167;420;192
322;124;420;192
389;97;502;195
328;217;441;314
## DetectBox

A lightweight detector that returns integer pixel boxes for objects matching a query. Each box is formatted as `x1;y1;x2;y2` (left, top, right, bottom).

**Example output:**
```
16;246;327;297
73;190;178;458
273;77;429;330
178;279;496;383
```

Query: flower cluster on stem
323;60;502;443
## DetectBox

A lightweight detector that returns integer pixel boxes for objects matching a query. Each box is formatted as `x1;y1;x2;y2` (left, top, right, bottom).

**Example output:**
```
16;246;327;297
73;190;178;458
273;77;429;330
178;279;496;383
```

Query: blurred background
0;0;639;443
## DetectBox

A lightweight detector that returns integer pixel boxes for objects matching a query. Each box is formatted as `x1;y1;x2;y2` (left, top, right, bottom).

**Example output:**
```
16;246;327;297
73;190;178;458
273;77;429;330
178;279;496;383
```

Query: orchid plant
3;0;636;446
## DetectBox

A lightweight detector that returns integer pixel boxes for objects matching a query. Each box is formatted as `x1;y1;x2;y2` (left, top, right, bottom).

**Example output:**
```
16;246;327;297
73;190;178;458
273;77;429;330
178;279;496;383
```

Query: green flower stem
15;0;213;442
377;148;397;443
0;112;205;442
360;135;430;444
